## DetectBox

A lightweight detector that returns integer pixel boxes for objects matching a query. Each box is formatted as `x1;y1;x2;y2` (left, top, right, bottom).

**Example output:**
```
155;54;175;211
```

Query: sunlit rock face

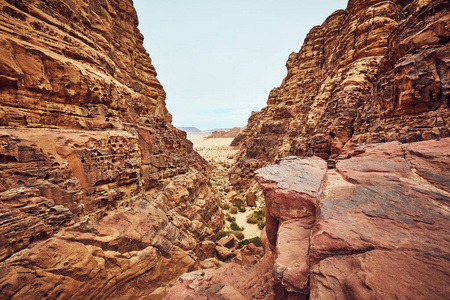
231;0;450;189
0;0;223;298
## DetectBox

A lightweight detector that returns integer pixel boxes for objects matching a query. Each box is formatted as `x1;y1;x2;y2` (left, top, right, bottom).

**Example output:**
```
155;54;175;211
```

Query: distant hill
177;127;202;133
207;127;243;139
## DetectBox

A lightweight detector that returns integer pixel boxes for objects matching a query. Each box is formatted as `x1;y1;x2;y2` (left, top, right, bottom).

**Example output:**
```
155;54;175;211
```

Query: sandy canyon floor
187;132;263;239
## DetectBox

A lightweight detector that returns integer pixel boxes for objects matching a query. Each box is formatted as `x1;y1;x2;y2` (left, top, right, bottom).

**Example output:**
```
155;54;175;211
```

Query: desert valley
0;0;449;299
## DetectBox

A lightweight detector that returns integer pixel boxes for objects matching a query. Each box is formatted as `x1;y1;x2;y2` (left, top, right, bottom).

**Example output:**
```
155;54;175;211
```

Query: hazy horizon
134;0;348;130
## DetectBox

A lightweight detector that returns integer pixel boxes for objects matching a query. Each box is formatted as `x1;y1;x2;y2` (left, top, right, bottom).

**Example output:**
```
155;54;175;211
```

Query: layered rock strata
231;0;450;189
167;138;450;299
0;0;222;298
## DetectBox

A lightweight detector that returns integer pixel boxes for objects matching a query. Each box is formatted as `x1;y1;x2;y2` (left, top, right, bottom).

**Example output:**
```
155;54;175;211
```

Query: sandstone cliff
163;0;450;299
231;0;450;189
0;0;222;298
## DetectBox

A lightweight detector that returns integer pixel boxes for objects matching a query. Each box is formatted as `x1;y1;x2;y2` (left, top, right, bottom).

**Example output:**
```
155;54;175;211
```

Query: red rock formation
231;0;450;189
0;0;222;298
308;139;450;299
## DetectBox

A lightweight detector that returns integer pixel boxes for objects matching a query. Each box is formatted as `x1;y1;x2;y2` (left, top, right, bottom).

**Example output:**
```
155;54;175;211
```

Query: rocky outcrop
167;138;450;299
207;127;243;139
165;230;275;300
256;157;327;299
0;0;222;298
309;138;450;299
230;0;450;189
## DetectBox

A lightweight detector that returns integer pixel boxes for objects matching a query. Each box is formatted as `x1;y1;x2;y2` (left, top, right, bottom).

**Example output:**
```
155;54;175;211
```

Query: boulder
218;234;237;249
215;245;232;261
246;192;257;207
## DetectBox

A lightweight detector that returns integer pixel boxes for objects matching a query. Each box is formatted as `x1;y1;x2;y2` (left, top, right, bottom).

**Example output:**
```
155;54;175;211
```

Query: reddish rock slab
256;156;327;298
403;138;450;193
309;138;450;299
255;156;327;223
310;249;450;300
273;219;311;296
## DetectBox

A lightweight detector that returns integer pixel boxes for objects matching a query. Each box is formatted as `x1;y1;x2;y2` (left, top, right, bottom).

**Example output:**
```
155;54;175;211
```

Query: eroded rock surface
231;0;450;189
0;0;222;298
309;139;450;299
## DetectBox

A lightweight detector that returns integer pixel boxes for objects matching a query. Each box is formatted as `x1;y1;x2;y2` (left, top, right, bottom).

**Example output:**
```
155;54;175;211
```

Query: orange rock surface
0;0;222;298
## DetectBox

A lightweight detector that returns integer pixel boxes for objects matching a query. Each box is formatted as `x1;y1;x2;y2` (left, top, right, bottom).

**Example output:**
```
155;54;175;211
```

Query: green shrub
230;221;243;231
246;214;258;224
246;210;264;224
216;230;232;240
233;202;247;213
226;214;236;222
231;224;242;231
254;209;264;218
233;231;245;240
229;207;238;214
257;221;265;230
238;236;263;247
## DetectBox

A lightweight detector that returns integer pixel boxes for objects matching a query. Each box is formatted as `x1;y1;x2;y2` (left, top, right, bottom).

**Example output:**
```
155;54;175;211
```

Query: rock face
231;0;450;189
0;0;222;299
167;138;450;299
309;139;450;299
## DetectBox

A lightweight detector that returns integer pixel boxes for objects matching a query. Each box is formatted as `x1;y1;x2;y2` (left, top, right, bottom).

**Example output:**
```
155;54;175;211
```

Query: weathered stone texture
0;0;222;299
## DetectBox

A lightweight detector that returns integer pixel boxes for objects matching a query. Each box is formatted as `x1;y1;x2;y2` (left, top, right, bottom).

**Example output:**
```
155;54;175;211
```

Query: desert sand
187;132;263;239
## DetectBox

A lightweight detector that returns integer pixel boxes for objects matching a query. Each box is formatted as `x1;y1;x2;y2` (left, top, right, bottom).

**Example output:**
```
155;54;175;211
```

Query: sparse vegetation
233;231;245;240
229;207;238;214
246;209;264;224
257;220;266;230
233;202;246;213
221;202;230;210
238;236;263;247
225;214;235;222
220;161;231;169
216;230;233;240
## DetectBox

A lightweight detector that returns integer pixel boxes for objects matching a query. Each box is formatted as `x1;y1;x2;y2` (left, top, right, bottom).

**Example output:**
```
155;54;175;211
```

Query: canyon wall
164;0;450;298
231;0;450;189
0;0;222;298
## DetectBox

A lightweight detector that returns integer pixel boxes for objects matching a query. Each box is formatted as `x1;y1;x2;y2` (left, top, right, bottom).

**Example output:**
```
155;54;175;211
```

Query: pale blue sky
134;0;348;130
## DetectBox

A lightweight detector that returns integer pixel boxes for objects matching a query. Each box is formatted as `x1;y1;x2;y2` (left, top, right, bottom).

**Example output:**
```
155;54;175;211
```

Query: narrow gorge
0;0;449;300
